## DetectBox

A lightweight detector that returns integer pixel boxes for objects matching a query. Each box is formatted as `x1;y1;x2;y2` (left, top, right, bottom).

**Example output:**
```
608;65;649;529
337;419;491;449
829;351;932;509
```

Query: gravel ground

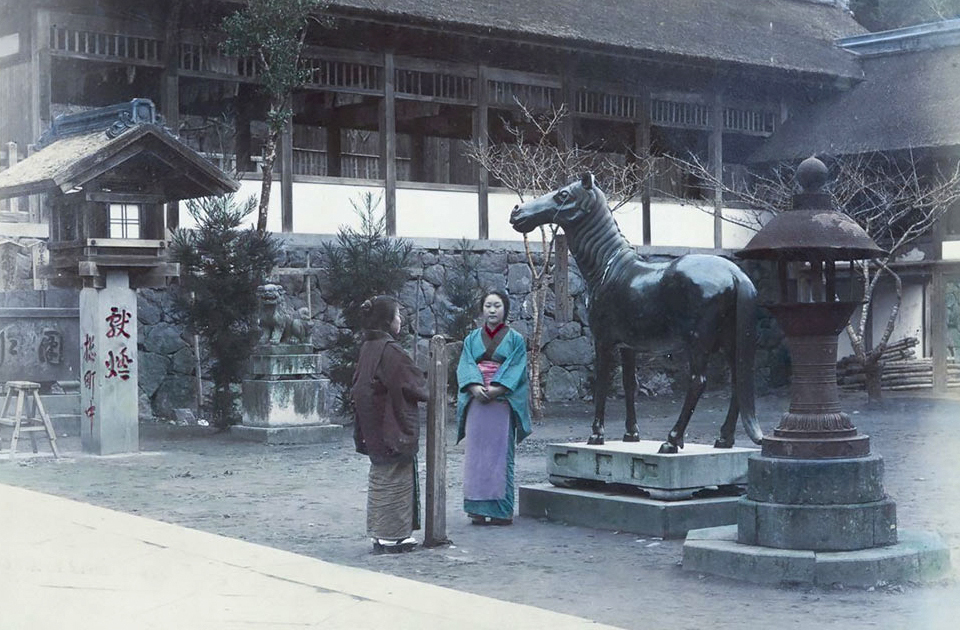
1;390;958;629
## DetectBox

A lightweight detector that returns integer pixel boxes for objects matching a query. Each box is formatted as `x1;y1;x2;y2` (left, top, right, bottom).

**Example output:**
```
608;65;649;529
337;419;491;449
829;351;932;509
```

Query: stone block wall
134;236;789;420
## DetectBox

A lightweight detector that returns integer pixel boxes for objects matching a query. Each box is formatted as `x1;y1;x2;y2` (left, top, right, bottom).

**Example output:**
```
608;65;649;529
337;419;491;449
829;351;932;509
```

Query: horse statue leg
714;348;739;448
620;347;640;441
659;353;709;454
589;342;615;445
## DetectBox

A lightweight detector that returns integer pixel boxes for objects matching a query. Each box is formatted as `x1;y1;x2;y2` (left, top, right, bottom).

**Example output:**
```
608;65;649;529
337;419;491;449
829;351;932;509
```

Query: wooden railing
49;24;163;65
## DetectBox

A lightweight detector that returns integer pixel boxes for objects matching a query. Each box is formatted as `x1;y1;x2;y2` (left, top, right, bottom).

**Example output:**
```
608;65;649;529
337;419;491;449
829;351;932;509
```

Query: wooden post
381;52;397;236
424;334;449;547
326;123;341;177
33;10;52;139
476;64;489;240
932;217;948;392
709;96;724;250
555;234;571;323
635;112;652;247
4;142;17;214
281;116;294;233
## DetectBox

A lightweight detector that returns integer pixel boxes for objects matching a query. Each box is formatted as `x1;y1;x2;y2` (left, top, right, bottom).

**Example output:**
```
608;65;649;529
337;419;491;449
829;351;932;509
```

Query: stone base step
519;483;741;539
230;423;344;445
683;525;951;587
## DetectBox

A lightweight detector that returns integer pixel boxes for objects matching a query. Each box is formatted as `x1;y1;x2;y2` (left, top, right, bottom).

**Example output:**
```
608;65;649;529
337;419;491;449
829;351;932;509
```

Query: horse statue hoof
658;442;678;454
713;437;734;449
587;434;605;445
623;432;640;442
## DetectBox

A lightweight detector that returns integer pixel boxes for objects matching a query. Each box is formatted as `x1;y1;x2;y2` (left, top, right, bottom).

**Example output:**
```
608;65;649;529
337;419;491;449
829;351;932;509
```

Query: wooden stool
0;381;60;459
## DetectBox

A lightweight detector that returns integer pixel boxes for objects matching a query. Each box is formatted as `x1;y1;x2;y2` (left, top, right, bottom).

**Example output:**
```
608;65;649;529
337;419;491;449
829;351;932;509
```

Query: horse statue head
510;173;609;233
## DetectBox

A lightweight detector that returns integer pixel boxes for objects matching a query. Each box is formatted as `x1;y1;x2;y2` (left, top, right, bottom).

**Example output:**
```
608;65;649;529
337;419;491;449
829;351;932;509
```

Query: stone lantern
682;157;950;586
0;99;237;455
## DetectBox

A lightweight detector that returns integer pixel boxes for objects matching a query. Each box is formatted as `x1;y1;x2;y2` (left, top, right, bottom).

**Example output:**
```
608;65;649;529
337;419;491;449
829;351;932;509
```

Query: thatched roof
751;44;960;162
333;0;866;79
0;124;238;200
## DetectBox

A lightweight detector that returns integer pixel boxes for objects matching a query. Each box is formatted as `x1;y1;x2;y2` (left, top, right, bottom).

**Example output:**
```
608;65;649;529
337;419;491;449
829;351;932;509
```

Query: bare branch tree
463;100;656;419
673;151;960;400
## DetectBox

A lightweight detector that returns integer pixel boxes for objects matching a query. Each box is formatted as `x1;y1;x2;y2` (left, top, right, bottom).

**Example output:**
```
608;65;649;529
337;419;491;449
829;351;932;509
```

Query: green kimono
456;326;531;520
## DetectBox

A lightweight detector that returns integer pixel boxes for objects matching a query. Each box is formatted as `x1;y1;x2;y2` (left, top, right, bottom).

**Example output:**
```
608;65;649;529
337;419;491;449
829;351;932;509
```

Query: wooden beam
476;64;489;240
281;116;294;233
381;52;397;236
709;95;723;249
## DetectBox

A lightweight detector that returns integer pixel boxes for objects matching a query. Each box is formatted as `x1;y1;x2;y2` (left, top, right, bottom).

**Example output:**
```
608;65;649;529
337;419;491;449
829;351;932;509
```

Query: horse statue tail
736;275;763;444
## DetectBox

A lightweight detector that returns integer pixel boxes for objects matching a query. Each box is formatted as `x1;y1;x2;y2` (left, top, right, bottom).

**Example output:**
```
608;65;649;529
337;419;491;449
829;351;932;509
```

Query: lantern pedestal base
683;525;950;587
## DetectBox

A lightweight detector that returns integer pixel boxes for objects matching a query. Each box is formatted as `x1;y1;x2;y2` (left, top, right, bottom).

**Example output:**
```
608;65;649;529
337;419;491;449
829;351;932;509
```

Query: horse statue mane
510;173;762;452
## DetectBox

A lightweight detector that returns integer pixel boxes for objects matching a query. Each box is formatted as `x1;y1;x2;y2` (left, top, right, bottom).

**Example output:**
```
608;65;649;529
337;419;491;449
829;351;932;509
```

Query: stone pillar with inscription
80;270;138;455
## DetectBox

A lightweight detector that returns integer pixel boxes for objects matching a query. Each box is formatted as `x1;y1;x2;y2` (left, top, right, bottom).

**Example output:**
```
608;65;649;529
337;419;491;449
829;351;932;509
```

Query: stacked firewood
837;337;960;391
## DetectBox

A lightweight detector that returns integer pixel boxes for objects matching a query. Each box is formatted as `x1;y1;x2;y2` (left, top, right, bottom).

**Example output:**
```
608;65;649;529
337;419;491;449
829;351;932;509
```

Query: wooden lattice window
723;107;777;135
650;99;711;128
395;69;474;102
487;81;558;110
49;26;162;63
576;90;642;120
302;57;383;92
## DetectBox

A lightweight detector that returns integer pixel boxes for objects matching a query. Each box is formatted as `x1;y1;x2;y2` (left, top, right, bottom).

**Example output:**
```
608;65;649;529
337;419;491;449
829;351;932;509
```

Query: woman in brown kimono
351;296;428;553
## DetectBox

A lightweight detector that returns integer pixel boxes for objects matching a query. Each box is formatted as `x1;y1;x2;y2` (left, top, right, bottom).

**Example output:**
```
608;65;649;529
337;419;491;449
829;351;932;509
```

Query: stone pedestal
79;270;138;455
234;344;343;445
519;440;756;538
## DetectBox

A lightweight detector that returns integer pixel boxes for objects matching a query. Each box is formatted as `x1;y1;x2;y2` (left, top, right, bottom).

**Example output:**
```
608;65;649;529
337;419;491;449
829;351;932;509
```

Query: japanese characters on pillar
79;270;139;455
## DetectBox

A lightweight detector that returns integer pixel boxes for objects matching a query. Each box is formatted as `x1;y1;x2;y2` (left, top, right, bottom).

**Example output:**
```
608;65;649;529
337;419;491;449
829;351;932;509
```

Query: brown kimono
351;330;428;539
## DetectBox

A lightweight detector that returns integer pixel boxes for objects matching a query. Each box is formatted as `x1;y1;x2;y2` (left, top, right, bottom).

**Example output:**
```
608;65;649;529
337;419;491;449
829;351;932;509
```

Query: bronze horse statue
510;174;762;453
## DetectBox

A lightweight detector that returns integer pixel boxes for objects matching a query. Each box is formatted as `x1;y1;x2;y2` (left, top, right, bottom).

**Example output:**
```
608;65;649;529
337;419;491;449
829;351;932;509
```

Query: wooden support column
709;96;724;249
326;123;341;177
410;134;425;183
281;116;294;233
161;4;181;236
33;9;52;140
380;52;397;236
5;143;18;213
932;217;948;392
560;77;575;151
635;96;652;246
425;335;449;547
475;64;489;240
555;234;572;323
160;1;182;132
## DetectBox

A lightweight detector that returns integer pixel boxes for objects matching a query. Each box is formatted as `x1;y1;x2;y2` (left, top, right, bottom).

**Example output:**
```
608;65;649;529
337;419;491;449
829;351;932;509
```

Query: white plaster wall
610;201;644;245
292;181;381;234
649;201;714;248
179;181;766;250
943;240;960;260
870;281;924;354
396;187;478;239
488;190;524;241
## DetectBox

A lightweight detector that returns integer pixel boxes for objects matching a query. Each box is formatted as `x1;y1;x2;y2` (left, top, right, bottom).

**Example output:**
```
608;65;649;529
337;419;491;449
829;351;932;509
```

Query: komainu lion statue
256;284;311;345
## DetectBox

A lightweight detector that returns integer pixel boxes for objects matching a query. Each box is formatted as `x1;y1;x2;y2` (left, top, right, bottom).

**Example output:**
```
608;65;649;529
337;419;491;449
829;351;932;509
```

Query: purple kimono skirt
463;360;511;502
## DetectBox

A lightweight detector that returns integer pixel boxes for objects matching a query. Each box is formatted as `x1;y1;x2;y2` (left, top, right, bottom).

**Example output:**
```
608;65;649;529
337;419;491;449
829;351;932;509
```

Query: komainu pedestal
234;344;342;444
519;440;757;538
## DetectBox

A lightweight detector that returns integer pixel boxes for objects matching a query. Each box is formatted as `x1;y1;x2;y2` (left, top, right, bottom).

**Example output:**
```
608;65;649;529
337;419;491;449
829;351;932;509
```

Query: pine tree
320;192;413;404
171;195;280;427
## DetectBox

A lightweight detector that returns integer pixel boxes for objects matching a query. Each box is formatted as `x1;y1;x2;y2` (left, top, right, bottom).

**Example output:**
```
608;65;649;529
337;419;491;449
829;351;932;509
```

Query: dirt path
1;391;958;629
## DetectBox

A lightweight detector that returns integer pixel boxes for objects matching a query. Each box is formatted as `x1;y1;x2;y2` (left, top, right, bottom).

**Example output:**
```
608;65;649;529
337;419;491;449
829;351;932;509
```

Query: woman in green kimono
456;290;531;525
